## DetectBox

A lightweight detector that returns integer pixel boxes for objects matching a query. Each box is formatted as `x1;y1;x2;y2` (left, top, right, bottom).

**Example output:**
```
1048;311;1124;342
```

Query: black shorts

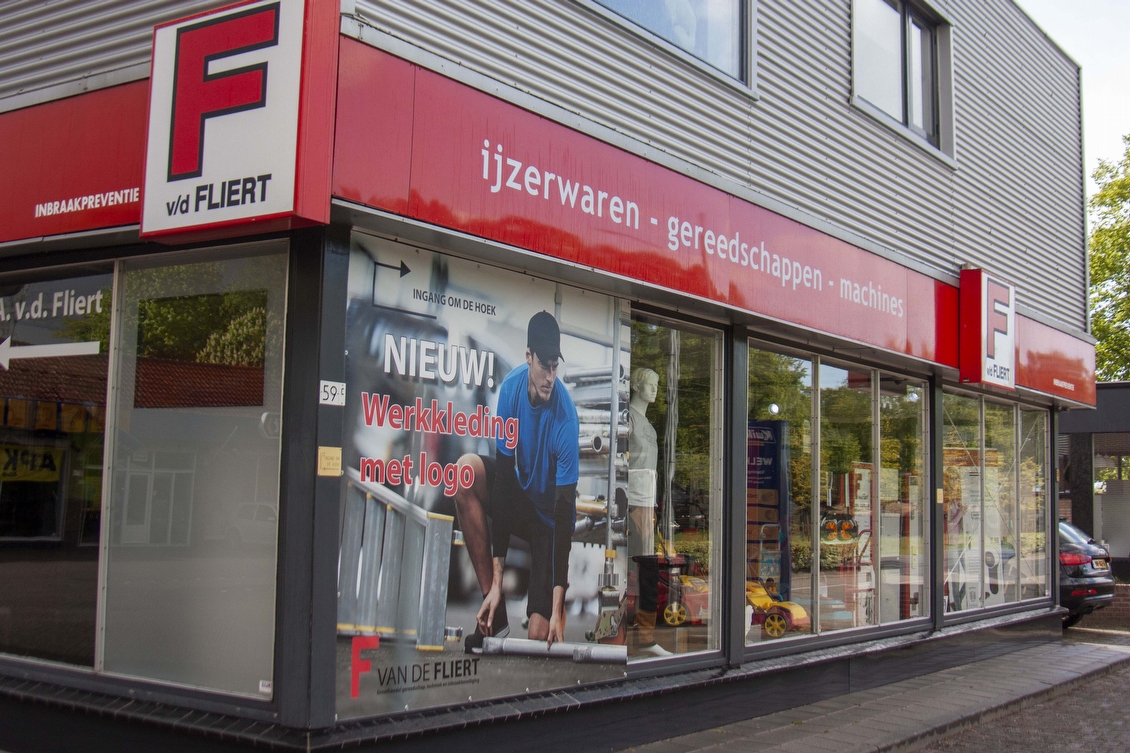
479;454;556;621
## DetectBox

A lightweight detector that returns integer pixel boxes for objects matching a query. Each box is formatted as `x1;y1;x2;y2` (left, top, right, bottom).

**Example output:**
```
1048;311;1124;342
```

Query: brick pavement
619;628;1130;753
919;627;1130;752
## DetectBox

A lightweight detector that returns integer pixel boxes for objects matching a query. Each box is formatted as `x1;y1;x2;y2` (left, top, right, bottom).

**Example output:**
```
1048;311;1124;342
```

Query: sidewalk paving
621;628;1130;753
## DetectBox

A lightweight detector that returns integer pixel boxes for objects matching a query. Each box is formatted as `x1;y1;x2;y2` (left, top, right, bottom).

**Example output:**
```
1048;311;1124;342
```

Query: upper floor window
593;0;745;81
854;0;940;146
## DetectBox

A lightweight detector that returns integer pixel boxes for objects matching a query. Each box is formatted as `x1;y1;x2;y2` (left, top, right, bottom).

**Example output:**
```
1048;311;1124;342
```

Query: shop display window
943;392;982;612
878;377;928;623
625;314;723;658
0;269;112;666
747;343;928;644
101;244;287;697
819;363;876;631
1019;410;1049;600
943;392;1050;614
983;402;1018;606
746;348;814;642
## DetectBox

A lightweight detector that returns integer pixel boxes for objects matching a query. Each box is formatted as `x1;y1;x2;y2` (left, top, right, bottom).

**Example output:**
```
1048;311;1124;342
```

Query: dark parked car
1059;520;1115;628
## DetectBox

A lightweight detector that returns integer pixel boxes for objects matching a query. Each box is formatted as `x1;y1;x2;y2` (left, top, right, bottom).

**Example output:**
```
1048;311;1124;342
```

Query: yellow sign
317;446;343;477
1;445;62;482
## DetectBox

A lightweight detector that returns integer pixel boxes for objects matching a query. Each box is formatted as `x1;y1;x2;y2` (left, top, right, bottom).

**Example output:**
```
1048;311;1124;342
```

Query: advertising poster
746;420;790;595
337;233;630;717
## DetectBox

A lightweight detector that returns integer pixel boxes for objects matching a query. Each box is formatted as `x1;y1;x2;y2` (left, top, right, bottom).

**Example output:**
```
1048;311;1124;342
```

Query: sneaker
464;607;510;654
637;642;673;657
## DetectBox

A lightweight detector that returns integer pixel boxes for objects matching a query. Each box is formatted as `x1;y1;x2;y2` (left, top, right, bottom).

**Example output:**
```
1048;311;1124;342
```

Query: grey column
1068;433;1094;535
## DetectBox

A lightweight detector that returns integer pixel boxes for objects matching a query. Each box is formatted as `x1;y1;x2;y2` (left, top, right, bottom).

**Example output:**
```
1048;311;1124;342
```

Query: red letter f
985;279;1010;358
350;636;381;698
167;3;280;181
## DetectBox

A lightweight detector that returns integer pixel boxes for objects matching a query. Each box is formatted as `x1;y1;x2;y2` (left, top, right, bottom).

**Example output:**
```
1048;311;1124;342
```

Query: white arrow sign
0;337;100;370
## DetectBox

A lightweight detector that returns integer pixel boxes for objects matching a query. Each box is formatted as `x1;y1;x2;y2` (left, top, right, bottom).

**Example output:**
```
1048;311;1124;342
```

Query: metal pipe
562;365;623;383
606;307;622;576
480;637;627;663
580;434;608;456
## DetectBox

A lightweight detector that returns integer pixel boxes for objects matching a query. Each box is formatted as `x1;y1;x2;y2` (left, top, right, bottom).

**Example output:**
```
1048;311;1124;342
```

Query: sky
1013;0;1130;199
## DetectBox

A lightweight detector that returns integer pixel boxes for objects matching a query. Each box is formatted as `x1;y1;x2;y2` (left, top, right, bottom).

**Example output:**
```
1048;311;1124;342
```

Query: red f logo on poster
167;3;280;181
350;635;381;698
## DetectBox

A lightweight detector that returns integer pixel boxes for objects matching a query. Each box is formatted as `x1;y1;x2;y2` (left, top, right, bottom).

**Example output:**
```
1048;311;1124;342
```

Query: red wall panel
0;82;148;243
328;40;1093;404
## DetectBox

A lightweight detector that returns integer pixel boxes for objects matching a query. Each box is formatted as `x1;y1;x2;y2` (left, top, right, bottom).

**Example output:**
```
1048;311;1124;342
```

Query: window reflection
746;348;813;643
0;271;112;666
855;0;903;120
944;394;1051;612
943;392;982;612
854;0;940;143
983;402;1017;606
819;363;875;631
103;248;287;696
748;346;930;642
1019;410;1048;600
627;315;722;658
595;0;743;79
879;376;927;623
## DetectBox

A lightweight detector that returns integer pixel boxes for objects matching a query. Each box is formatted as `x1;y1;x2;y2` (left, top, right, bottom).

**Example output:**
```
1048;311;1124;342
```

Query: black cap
527;311;563;361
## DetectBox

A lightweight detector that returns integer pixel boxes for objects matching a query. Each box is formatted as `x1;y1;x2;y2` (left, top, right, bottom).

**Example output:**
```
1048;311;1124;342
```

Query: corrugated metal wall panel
949;0;1085;316
354;0;756;190
352;0;1086;330
0;0;229;103
0;0;1086;330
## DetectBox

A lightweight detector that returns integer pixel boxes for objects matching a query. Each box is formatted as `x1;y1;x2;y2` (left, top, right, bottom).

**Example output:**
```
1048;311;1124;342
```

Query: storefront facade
0;0;1096;749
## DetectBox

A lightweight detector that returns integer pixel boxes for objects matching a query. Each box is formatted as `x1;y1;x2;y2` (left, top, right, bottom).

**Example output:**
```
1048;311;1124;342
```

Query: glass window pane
983;402;1017;606
746;346;813;644
1019;410;1049;599
878;375;928;623
818;363;875;631
943;393;982;612
908;17;936;139
908;21;923;129
628;315;722;657
102;246;287;697
0;270;112;666
595;0;743;78
855;0;904;120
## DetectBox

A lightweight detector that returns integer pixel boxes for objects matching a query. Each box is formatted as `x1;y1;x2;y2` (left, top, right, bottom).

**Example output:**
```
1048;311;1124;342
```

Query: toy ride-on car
661;575;711;627
747;580;810;638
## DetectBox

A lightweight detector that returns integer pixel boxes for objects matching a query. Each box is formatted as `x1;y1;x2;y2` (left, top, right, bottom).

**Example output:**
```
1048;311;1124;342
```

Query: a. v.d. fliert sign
140;0;337;240
960;267;1016;390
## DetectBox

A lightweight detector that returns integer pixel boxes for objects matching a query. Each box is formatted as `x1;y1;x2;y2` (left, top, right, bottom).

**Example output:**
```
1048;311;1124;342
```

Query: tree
1090;135;1130;380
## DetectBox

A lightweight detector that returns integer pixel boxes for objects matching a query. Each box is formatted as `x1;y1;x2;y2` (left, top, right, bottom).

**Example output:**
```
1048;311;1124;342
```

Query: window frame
902;5;938;143
575;0;759;97
851;0;955;163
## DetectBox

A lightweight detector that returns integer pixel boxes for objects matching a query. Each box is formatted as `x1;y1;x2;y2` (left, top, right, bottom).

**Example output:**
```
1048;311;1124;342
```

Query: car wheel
763;610;790;639
1063;613;1083;629
662;601;688;627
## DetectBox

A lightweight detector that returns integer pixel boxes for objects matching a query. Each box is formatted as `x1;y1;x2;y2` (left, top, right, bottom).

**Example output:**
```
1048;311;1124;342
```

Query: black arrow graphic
376;260;411;277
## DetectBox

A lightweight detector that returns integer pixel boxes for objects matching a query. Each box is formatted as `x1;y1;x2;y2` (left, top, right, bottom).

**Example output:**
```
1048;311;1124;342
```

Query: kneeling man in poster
455;311;579;652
